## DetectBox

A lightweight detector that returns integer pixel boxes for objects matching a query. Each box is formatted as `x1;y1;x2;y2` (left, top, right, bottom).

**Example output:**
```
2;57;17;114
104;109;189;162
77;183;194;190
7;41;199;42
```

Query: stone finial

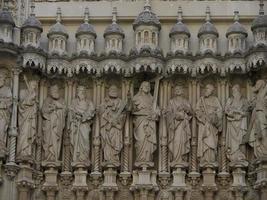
30;2;35;17
205;6;211;22
177;6;183;23
56;7;62;23
112;7;117;24
84;7;89;24
234;10;239;22
144;0;151;12
259;0;264;15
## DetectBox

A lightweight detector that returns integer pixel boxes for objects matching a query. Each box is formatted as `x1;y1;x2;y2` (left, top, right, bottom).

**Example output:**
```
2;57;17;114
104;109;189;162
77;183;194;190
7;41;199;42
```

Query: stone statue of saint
0;69;12;156
225;84;248;165
17;78;38;161
69;86;95;165
196;84;222;166
100;85;126;167
165;85;192;167
132;81;160;166
249;80;267;158
42;84;66;162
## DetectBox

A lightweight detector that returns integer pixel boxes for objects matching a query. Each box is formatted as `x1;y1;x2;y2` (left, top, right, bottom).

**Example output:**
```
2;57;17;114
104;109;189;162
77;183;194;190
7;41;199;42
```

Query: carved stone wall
0;1;267;200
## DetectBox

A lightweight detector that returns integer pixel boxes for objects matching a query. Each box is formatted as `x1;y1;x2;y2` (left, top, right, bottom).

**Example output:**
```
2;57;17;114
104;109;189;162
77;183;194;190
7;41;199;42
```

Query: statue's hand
154;108;161;116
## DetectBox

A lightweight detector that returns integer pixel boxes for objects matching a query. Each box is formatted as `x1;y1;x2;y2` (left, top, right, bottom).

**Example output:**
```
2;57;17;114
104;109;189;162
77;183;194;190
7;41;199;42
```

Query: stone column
36;79;45;171
160;80;168;173
6;67;21;173
189;79;201;191
91;78;102;184
120;78;132;184
63;79;73;172
219;79;228;173
5;66;21;200
190;79;198;173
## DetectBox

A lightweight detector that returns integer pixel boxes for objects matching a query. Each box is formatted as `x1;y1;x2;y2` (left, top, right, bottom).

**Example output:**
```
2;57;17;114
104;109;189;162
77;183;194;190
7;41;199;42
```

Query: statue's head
253;79;266;93
140;81;151;94
108;85;118;98
232;84;241;97
50;84;60;99
77;86;86;100
174;85;184;96
204;84;214;97
0;69;8;88
29;80;38;91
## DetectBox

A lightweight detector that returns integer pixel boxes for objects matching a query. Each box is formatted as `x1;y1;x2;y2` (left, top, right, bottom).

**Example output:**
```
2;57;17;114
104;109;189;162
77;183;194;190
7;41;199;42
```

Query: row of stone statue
1;71;267;169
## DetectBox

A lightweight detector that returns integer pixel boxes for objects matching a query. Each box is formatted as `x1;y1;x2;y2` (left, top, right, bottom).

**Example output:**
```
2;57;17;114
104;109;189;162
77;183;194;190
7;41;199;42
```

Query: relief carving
69;85;95;165
196;84;223;166
165;85;192;168
17;76;38;162
0;69;12;157
42;84;66;163
225;84;248;165
249;80;267;159
100;85;126;167
132;81;160;167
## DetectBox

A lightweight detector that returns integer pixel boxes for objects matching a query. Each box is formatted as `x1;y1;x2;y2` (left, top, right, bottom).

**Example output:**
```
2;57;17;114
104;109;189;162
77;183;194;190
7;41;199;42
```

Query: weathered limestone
0;0;267;200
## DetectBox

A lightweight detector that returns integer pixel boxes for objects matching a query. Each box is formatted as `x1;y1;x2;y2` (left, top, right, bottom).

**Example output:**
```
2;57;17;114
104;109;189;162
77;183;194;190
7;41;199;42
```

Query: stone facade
0;0;267;200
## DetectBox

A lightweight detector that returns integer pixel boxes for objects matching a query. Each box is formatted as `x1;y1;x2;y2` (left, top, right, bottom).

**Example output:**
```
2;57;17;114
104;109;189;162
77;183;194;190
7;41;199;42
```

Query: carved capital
158;172;171;189
188;172;201;188
217;172;231;188
119;172;132;186
5;162;19;180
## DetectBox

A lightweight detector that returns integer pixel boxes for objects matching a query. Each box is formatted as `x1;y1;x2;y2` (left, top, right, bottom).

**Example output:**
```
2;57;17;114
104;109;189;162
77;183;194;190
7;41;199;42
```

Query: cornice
0;41;264;78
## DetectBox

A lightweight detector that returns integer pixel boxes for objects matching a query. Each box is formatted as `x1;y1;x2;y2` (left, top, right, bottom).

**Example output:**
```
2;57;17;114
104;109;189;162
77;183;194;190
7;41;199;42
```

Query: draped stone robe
196;95;222;165
0;86;12;155
17;88;38;160
42;97;66;162
166;96;192;167
100;97;126;166
132;93;157;164
69;98;95;164
225;97;248;163
249;85;267;158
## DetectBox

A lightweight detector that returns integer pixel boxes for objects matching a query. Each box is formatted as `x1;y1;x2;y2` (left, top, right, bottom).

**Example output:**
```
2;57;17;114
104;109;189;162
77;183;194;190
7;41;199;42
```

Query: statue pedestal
172;167;187;187
17;163;34;200
41;162;60;200
102;168;118;188
232;167;247;187
102;168;118;200
230;164;248;200
170;167;187;200
72;165;88;200
201;165;217;200
130;169;158;200
254;158;267;200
